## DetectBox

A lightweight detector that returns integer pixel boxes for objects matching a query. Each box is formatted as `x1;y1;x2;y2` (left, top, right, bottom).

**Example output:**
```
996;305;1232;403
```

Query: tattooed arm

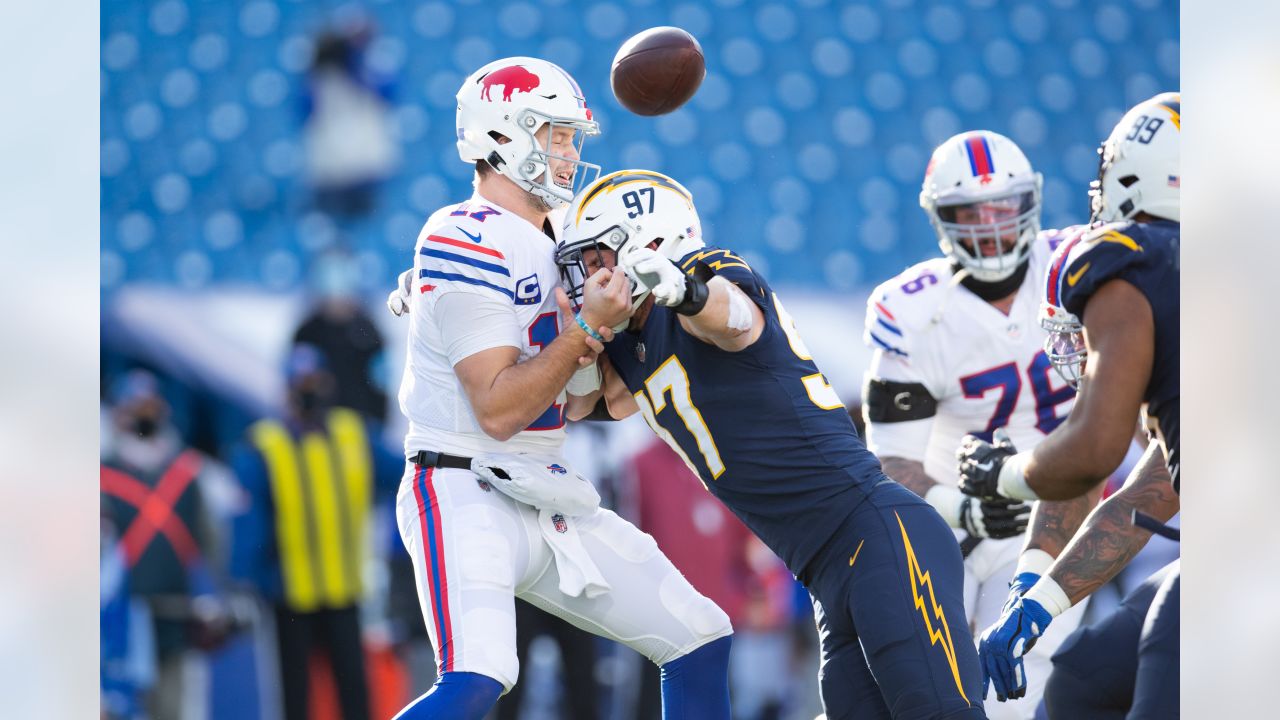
1045;441;1179;605
1021;487;1104;559
882;455;1031;539
880;456;936;498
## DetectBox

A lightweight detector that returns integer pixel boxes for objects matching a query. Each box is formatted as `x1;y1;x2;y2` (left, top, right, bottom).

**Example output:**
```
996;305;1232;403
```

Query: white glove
387;269;414;317
618;246;687;307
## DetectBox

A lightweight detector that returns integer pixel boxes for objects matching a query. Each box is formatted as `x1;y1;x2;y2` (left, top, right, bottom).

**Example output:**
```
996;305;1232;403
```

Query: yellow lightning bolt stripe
574;170;691;224
680;249;751;273
1096;229;1143;252
1154;94;1180;129
895;511;970;705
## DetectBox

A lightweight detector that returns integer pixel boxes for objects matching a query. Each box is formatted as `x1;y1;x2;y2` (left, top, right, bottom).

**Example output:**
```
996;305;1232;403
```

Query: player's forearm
480;329;594;439
564;389;603;422
1021;485;1102;560
880;456;938;498
679;277;763;352
1045;443;1177;605
1023;409;1128;500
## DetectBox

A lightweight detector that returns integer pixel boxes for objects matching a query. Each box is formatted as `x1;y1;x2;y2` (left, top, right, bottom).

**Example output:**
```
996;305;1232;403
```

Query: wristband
1022;576;1073;619
1016;549;1055;577
672;273;709;316
924;485;964;530
575;314;605;343
997;451;1038;501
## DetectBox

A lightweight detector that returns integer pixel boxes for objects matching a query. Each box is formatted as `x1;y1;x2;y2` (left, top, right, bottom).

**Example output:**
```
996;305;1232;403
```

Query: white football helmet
1090;92;1180;224
920;130;1043;283
557;170;705;306
456;57;601;208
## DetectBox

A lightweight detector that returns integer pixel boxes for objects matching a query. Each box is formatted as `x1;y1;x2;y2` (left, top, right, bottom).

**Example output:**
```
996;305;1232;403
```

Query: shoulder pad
1046;222;1147;313
416;218;514;301
864;259;952;359
679;247;767;302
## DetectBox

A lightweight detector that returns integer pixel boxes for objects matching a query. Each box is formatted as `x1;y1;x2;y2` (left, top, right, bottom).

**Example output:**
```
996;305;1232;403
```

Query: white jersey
399;192;568;457
863;227;1088;481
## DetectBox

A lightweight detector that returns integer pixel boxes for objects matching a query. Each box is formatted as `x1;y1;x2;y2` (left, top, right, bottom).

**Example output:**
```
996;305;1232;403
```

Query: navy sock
394;671;502;720
659;635;732;720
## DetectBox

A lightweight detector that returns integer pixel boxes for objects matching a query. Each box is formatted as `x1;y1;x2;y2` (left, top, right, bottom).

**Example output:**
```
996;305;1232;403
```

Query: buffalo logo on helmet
547;463;567;476
551;513;568;533
479;65;541;102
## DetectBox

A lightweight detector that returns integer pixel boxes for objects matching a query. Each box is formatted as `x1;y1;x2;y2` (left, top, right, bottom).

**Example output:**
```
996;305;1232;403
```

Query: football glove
618;246;687;307
960;496;1032;540
957;428;1018;500
387;268;414;317
978;594;1053;702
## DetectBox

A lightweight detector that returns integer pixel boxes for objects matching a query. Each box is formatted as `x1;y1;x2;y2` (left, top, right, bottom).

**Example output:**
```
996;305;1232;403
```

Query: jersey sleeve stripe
425;234;506;260
874;301;897;322
419;247;511;277
875;316;904;337
869;332;909;357
419;269;514;299
1046;233;1087;306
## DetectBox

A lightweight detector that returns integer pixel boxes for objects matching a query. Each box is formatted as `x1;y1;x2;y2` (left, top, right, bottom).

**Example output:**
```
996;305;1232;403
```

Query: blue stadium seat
102;0;1179;290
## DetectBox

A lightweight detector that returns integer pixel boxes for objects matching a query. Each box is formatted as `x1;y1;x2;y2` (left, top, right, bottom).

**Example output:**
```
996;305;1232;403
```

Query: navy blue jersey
1050;220;1180;490
605;247;886;574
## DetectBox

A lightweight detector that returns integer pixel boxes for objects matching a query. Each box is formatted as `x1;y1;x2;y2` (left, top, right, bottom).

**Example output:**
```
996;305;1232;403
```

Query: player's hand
959;495;1032;539
579;268;633;331
556;287;612;363
978;595;1053;702
1000;571;1041;614
387;268;414;317
619;246;687;306
957;428;1018;500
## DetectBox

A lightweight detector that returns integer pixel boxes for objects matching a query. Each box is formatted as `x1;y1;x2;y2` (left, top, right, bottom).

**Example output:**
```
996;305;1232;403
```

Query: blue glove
978;594;1053;702
999;572;1040;615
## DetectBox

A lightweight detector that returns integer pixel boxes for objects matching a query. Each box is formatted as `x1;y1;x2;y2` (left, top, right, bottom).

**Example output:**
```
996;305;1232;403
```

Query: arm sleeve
431;291;522;366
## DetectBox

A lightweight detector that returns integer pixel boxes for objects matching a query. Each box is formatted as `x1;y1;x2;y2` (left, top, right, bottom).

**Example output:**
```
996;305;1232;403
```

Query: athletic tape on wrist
925;484;964;530
998;452;1039;501
1016;549;1055;577
1023;576;1073;618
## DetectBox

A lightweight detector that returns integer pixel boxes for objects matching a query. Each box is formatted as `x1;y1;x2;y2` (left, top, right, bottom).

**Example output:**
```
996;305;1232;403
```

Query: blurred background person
228;344;403;720
293;250;389;423
301;14;399;223
100;369;232;720
625;438;800;720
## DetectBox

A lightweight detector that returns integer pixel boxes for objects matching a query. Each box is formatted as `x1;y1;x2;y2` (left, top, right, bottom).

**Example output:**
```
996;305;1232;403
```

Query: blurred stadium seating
101;0;1180;295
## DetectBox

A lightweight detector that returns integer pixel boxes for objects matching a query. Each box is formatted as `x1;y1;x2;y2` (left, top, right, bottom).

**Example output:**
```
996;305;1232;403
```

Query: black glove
957;428;1019;500
959;496;1032;539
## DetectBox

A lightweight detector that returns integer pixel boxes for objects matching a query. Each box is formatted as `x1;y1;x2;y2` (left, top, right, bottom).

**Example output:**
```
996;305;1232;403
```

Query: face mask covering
132;416;159;438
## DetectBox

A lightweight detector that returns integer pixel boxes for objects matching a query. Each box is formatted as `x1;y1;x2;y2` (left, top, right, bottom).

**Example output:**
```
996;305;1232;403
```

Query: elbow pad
864;378;938;423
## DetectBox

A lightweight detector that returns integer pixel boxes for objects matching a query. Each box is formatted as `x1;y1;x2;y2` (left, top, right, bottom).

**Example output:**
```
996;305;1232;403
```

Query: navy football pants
1043;560;1180;719
806;480;985;719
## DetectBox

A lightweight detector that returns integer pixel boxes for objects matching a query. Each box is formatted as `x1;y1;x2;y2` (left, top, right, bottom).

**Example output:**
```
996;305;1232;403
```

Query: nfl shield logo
551;513;568;533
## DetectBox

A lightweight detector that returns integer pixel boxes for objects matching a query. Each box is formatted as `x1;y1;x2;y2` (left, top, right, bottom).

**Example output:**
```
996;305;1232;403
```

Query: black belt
410;450;473;470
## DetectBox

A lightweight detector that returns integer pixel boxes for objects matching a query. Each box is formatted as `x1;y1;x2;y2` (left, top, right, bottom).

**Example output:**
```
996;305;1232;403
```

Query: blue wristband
575;314;605;342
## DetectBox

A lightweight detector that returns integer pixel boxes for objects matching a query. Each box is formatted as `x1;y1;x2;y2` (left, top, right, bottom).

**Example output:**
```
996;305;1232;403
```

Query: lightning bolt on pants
807;480;986;719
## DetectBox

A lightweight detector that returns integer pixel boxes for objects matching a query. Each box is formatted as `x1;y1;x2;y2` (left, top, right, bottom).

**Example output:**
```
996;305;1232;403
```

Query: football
610;26;706;116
